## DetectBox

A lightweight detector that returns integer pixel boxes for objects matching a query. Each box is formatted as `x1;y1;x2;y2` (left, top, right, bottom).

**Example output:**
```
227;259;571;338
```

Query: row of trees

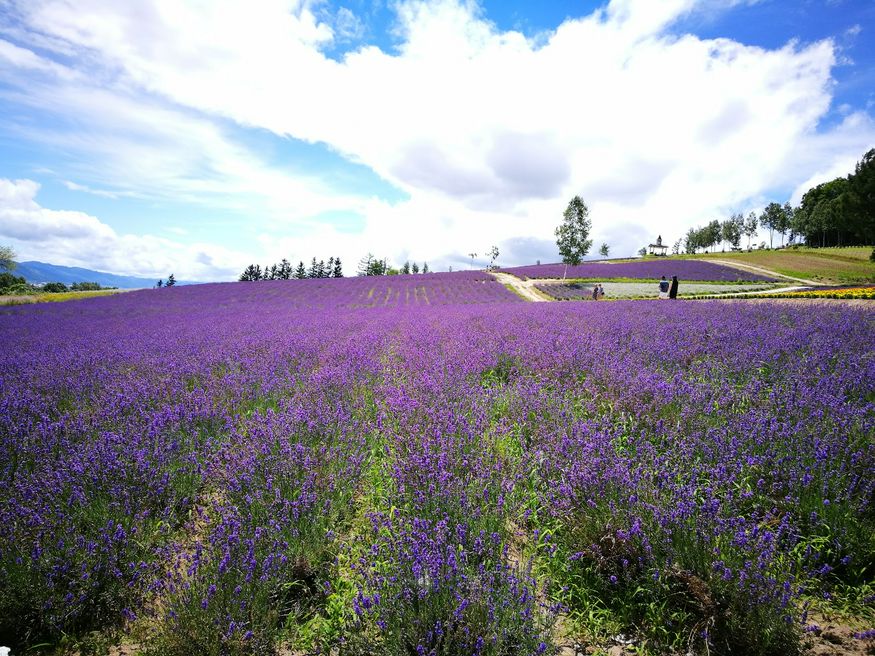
357;254;430;276
239;257;343;282
156;275;176;288
682;148;874;254
793;148;875;247
683;209;778;254
0;272;109;294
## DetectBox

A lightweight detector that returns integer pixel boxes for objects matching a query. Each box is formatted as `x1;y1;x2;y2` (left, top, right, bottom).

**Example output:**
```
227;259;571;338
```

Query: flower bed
535;281;775;300
500;260;777;282
759;286;875;300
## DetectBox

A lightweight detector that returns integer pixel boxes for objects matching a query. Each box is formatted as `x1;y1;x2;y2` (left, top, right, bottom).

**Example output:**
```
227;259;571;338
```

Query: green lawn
665;247;875;284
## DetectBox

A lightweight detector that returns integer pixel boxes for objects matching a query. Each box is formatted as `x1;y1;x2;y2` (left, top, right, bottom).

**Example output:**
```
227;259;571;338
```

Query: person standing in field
658;275;669;299
591;284;599;300
598;284;605;299
669;275;679;299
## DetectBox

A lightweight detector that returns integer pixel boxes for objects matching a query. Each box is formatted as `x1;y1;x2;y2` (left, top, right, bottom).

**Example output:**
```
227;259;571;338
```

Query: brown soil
803;616;875;656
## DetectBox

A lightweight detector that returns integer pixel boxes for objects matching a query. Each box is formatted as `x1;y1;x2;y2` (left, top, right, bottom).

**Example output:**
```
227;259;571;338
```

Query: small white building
647;235;668;256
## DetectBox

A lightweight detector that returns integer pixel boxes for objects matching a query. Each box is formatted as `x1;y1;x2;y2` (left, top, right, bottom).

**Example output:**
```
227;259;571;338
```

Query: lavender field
1;274;873;655
501;260;778;282
535;281;777;300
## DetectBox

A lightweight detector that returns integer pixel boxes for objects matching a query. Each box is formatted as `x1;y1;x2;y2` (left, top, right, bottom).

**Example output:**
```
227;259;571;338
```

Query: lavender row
0;282;871;653
501;259;777;282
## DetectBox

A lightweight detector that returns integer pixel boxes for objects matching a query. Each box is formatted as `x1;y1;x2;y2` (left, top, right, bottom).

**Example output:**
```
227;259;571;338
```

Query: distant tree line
43;281;107;292
681;148;874;254
357;253;429;276
684;210;773;254
239;257;343;282
793;148;875;247
156;274;176;288
0;273;111;295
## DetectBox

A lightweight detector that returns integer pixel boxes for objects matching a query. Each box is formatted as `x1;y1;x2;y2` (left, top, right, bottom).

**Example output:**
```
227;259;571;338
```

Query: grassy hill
678;246;873;284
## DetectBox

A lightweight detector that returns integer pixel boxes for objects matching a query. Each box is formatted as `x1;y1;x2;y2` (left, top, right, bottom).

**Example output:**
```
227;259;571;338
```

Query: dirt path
491;271;551;302
707;258;823;286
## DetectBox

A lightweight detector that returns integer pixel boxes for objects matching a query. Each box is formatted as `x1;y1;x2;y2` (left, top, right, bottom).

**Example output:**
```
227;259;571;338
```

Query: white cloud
0;0;873;275
0;178;249;280
63;180;142;199
335;7;366;41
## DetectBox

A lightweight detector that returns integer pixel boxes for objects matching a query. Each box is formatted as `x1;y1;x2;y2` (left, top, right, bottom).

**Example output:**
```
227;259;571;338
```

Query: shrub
347;513;555;656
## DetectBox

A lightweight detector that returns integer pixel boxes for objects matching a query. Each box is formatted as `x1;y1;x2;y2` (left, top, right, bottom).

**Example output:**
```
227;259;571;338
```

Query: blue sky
0;0;872;280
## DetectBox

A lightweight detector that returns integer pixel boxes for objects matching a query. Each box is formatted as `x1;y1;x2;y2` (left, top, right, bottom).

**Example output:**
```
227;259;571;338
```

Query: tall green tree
779;203;793;246
556;196;593;265
166;274;176;287
239;265;261;282
744;212;758;249
705;220;721;252
332;257;343;278
684;228;698;254
487;245;499;269
759;203;785;249
599;242;610;258
295;261;307;279
721;214;743;250
0;245;16;272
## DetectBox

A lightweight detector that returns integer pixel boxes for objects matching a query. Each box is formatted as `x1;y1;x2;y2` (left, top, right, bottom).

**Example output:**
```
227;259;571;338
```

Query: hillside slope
696;247;874;284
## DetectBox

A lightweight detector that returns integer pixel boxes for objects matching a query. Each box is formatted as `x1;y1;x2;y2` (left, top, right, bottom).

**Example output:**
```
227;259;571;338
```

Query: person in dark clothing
668;275;679;299
658;275;669;299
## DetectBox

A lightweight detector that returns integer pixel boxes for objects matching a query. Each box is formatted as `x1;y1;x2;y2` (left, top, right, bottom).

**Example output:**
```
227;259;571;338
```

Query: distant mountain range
15;261;195;289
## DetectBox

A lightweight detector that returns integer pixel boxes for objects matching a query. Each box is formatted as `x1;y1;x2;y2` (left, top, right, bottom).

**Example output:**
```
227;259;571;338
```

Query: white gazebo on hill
647;235;668;256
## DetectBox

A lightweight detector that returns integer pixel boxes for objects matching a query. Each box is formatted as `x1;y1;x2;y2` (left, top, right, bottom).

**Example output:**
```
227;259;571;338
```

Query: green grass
562;277;771;285
687;247;875;284
502;283;530;300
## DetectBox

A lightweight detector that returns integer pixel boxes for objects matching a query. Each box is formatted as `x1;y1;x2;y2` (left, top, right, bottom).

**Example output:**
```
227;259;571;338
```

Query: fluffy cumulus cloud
0;179;248;280
0;0;873;276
